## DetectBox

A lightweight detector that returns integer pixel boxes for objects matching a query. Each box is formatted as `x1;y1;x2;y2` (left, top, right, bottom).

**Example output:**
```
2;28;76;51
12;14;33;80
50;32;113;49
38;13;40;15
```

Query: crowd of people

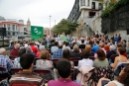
0;33;129;86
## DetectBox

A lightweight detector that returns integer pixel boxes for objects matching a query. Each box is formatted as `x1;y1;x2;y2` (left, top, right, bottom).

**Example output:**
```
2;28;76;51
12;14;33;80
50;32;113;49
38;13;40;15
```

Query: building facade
77;0;103;36
0;17;31;41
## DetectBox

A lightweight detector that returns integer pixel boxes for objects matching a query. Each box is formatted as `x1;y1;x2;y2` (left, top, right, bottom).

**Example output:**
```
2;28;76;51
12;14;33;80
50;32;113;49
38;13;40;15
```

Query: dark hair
18;48;26;57
63;49;70;59
118;47;126;55
97;49;106;61
40;50;50;60
56;60;71;78
20;53;35;69
81;50;90;59
118;64;129;86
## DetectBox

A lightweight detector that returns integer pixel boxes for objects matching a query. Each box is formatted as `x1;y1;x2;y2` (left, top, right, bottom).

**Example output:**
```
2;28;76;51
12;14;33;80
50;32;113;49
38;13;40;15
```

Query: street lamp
49;15;51;28
49;15;52;36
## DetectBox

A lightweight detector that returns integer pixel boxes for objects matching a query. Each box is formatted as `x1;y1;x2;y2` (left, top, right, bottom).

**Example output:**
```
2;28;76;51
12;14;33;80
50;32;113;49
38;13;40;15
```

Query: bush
101;0;129;17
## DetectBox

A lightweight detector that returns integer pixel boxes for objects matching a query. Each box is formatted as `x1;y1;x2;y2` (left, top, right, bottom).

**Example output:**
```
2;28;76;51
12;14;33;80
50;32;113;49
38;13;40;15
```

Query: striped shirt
0;55;13;73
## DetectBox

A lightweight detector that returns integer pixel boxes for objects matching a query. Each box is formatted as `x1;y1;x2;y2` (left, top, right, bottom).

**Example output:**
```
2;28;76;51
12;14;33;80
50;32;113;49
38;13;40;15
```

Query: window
13;32;15;35
8;25;10;31
4;24;6;28
89;12;96;18
12;25;15;31
88;0;90;6
7;32;10;36
92;2;95;9
81;0;85;6
99;3;103;10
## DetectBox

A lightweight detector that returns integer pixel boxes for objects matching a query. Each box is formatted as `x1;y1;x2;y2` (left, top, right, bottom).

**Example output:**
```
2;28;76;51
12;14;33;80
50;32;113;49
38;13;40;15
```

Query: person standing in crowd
48;60;81;86
0;48;13;79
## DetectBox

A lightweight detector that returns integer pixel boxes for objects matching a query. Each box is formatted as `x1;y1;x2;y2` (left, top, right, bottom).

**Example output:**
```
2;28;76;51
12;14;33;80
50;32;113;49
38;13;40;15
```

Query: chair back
114;62;129;76
11;68;22;74
10;81;39;86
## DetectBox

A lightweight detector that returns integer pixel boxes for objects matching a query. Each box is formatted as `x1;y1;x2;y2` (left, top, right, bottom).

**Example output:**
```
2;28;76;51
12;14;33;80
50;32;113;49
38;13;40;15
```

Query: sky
0;0;75;27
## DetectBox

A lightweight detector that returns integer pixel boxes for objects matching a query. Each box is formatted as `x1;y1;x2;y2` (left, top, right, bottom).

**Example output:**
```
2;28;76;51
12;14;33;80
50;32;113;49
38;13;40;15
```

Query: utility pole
49;15;52;37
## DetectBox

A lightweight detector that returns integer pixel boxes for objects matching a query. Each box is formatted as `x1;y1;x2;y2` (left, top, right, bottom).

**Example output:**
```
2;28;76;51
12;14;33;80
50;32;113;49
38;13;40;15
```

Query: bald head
0;48;6;55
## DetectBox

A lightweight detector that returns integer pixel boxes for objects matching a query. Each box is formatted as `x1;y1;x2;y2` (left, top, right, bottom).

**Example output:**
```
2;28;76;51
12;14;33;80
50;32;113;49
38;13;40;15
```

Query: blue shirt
52;49;63;59
0;55;13;73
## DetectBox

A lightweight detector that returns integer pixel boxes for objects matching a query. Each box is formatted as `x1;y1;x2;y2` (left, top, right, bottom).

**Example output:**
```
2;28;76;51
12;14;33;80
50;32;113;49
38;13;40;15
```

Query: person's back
94;58;109;68
36;59;53;70
48;60;80;86
35;50;53;70
48;78;80;86
94;49;109;68
78;50;93;68
0;48;13;79
111;47;128;69
10;53;44;86
10;71;43;86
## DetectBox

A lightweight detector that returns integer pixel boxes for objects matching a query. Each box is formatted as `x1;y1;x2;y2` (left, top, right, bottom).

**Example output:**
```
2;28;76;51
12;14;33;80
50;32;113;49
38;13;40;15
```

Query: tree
52;19;78;35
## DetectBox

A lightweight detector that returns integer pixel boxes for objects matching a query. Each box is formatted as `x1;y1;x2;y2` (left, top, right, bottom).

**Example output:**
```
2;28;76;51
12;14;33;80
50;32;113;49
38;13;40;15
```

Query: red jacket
10;48;19;60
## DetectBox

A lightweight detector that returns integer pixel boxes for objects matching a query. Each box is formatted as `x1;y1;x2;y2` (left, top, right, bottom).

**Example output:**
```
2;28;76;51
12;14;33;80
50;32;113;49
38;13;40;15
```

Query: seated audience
48;60;81;86
52;44;63;59
0;48;13;79
61;49;74;68
78;50;93;69
97;64;129;86
10;43;20;60
111;47;128;70
71;44;81;59
94;49;109;68
10;53;44;86
13;48;27;68
35;50;53;70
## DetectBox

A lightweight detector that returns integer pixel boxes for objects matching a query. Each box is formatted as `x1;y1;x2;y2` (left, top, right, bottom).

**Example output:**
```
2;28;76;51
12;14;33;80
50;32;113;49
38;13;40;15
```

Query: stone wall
102;4;129;34
68;0;81;23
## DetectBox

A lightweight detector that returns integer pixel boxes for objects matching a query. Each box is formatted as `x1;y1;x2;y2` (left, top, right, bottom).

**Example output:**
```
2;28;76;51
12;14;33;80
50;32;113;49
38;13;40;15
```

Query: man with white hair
0;48;13;79
10;43;20;60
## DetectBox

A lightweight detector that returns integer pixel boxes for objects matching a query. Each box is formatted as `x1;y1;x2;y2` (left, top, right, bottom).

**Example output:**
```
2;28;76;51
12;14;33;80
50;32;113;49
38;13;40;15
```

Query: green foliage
101;0;129;17
101;3;115;17
52;19;78;35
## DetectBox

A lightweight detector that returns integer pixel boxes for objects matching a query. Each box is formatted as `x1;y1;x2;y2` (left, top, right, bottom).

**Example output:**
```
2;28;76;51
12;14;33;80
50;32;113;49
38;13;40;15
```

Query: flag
31;26;44;40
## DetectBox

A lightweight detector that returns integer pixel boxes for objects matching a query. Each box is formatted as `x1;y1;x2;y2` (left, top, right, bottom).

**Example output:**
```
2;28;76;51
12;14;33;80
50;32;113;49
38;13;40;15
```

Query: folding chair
11;68;22;74
10;80;44;86
114;62;129;76
0;66;8;81
34;69;53;83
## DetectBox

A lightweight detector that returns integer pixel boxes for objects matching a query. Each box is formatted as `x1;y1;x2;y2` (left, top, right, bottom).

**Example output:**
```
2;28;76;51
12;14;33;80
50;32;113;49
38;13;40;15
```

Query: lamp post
49;15;52;37
49;15;51;28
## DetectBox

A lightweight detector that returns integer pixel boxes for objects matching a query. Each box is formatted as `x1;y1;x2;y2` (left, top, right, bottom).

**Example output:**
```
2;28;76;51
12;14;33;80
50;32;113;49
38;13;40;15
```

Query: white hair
15;43;20;49
110;45;116;51
0;48;6;54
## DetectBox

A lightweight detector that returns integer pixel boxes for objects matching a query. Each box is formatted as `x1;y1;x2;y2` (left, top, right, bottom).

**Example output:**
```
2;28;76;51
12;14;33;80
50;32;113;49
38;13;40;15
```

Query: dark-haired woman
93;49;109;68
111;47;127;70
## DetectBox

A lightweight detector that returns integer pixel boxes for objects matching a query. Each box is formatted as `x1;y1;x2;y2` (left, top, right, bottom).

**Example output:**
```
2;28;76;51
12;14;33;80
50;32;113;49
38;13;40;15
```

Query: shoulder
70;81;81;86
48;80;57;86
105;80;123;86
94;59;99;63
